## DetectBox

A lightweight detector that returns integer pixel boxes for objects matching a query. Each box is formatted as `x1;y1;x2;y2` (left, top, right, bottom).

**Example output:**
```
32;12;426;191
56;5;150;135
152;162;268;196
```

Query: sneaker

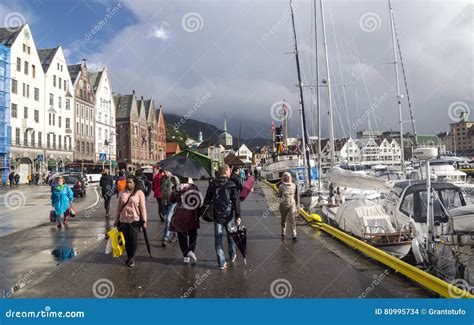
187;251;197;262
169;234;177;243
184;257;190;263
231;254;237;263
127;259;135;267
56;223;62;229
161;241;167;248
125;258;130;266
219;262;228;270
281;234;285;239
292;236;298;242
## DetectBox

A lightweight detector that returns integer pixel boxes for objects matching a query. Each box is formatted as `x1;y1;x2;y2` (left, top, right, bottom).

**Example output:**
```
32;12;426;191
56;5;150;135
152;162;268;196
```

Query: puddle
51;246;77;261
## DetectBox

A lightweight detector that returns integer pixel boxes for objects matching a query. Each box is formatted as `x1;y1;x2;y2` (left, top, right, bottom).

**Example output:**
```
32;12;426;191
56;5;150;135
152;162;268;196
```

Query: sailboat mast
290;0;312;185
389;0;406;177
314;0;322;190
320;0;335;167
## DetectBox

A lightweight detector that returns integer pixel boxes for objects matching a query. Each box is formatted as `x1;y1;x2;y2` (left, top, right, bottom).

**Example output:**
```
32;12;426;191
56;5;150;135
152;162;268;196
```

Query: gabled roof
67;64;82;84
0;26;24;47
156;106;164;124
114;94;135;120
166;142;180;154
334;138;349;152
88;70;103;94
224;153;245;166
37;47;59;72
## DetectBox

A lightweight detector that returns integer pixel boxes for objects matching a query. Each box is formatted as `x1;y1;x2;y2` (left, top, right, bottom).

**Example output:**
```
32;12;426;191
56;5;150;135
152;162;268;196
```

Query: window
66;99;70;110
23;131;27;146
81;141;85;153
34;110;39;123
81;123;84;134
57;63;60;70
63;80;66;90
23;44;26;52
76;122;79;134
24;61;28;75
85;107;88;119
69;137;71;150
66;118;70;129
49;93;54;106
90;126;93;137
86;142;89;153
58;116;62;128
11;103;17;118
23;107;28;119
52;134;56;149
27;46;30;55
52;114;55;126
22;83;26;97
16;58;21;72
47;134;51;148
76;104;80;116
15;128;20;144
26;85;29;98
58;135;62;149
38;132;42;147
98;127;102;141
48;113;52;126
58;96;62;109
53;75;56;87
59;77;62;89
31;132;35;146
32;65;36;78
81;105;84;118
12;79;17;93
34;87;39;101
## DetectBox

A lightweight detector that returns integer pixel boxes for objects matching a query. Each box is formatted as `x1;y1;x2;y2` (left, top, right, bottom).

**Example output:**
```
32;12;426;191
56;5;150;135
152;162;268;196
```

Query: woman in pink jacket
114;175;148;267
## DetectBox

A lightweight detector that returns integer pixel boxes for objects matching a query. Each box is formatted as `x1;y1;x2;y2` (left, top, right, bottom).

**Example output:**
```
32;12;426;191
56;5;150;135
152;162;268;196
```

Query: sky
1;0;472;142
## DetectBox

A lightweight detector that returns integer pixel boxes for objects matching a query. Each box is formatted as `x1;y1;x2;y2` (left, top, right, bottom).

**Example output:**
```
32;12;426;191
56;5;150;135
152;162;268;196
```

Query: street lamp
104;132;116;172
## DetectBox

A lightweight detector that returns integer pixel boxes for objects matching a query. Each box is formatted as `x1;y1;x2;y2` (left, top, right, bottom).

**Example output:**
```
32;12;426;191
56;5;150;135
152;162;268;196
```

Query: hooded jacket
51;185;74;216
204;176;241;223
278;181;296;207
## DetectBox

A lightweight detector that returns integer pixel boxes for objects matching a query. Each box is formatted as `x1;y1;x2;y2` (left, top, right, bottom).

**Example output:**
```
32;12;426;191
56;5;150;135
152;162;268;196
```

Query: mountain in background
163;113;271;150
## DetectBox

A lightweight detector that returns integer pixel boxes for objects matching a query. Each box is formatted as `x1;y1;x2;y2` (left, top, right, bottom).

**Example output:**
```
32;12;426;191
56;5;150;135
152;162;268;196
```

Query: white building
321;138;361;164
38;46;74;171
1;24;45;183
357;138;381;162
89;67;116;164
236;144;252;163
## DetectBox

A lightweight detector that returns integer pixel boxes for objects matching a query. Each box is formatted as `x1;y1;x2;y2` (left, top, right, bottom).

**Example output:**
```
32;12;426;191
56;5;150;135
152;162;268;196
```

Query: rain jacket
278;181;296;207
153;171;163;199
169;183;200;232
160;175;180;204
51;184;74;216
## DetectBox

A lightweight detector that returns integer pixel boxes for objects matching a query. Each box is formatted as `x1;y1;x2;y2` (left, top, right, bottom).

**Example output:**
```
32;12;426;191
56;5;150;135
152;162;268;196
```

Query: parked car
63;175;86;197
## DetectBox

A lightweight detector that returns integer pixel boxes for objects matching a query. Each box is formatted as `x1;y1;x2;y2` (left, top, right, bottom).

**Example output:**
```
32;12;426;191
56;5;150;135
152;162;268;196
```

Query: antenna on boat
314;0;322;191
289;0;312;186
389;0;406;177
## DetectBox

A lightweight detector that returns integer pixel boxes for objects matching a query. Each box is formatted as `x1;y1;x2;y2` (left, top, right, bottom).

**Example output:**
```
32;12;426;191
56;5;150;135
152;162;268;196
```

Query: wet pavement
1;181;434;298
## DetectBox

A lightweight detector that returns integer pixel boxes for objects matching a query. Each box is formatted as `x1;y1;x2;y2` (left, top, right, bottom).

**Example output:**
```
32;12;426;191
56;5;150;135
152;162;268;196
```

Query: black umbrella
142;226;152;257
230;225;247;264
159;155;211;179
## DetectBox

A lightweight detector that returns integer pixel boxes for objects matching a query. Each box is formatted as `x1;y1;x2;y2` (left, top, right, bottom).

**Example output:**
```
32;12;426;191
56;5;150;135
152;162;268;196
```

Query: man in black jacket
229;166;243;192
99;169;115;217
205;164;241;270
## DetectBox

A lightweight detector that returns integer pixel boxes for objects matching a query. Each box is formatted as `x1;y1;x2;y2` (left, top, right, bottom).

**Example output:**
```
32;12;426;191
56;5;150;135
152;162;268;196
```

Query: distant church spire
223;113;227;132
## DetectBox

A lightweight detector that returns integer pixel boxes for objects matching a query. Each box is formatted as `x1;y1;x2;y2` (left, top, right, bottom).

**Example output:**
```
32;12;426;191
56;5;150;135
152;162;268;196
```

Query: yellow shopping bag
107;228;126;257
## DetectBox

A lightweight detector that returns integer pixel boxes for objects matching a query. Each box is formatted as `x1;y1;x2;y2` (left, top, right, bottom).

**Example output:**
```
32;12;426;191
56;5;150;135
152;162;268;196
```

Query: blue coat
51;185;74;216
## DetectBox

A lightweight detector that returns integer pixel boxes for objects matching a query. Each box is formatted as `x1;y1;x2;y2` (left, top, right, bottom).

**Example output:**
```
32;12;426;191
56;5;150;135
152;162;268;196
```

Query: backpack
117;179;126;192
212;181;236;224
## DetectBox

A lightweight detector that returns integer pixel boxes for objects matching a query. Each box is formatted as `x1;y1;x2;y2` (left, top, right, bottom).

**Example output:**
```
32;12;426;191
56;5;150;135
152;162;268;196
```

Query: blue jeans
162;202;176;241
214;219;237;267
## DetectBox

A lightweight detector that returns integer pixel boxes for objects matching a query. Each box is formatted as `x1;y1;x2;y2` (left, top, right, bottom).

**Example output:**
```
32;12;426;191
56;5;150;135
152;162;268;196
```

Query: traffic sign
99;153;107;161
37;155;43;162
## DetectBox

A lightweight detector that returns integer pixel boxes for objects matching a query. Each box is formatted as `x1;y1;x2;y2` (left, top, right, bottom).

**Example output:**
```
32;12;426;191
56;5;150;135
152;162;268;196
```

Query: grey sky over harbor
2;0;473;140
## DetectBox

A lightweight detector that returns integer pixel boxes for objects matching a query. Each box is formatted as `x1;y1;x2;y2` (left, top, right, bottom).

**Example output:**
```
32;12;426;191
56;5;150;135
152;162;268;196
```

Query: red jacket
169;184;200;232
153;172;163;199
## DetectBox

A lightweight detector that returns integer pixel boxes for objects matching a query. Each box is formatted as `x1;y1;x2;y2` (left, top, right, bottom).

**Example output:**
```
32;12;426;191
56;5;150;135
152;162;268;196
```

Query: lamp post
104;132;116;173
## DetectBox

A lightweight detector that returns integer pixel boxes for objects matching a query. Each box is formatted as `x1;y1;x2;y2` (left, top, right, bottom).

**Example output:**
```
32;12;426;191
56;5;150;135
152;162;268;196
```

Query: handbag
65;205;77;218
49;210;57;222
199;203;214;222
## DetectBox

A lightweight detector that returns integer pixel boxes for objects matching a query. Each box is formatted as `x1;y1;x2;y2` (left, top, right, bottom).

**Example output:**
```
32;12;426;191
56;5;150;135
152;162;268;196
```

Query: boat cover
327;167;392;193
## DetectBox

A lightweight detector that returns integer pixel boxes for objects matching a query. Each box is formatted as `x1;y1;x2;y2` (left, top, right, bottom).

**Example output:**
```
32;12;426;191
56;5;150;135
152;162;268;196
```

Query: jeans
177;229;198;257
162;202;176;241
156;198;164;221
214;219;237;267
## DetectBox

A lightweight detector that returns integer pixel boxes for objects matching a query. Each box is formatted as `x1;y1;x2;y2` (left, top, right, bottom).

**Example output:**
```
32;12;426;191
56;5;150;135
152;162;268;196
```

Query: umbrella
159;155;211;179
240;176;255;202
142;226;152;257
230;225;247;264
